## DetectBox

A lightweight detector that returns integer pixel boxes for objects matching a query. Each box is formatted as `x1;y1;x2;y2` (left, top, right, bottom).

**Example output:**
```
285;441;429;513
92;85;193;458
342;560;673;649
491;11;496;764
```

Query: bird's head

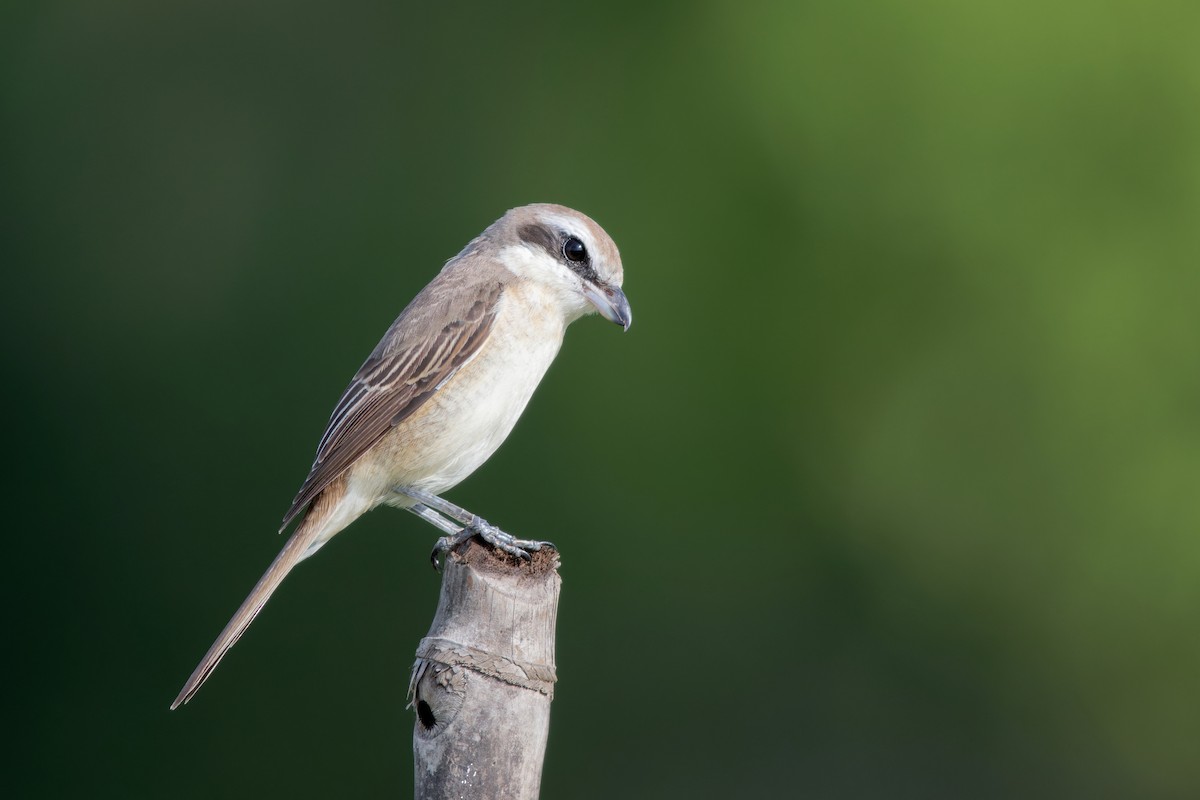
491;203;631;331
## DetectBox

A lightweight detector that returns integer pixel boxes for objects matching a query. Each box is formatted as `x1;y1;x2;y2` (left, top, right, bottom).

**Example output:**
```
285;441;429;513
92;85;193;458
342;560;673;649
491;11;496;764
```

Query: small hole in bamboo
417;699;437;729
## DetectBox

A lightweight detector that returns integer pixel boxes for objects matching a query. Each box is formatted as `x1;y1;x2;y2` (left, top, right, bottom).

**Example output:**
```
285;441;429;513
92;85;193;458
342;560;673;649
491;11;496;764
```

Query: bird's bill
583;282;632;331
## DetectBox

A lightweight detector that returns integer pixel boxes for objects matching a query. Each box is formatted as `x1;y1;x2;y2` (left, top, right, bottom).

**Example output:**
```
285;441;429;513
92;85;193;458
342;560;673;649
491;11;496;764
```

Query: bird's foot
469;515;555;559
429;515;554;569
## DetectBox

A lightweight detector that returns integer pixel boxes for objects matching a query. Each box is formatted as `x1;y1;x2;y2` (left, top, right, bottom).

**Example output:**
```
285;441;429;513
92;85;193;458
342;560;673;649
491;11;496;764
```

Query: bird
171;203;631;709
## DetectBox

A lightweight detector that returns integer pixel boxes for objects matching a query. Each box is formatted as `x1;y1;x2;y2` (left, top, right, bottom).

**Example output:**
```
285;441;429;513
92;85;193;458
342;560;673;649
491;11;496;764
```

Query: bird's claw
430;540;449;571
470;515;555;560
428;517;554;570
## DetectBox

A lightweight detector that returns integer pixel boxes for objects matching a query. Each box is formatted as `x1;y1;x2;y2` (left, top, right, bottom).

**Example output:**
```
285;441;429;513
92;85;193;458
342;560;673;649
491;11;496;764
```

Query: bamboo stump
409;538;561;800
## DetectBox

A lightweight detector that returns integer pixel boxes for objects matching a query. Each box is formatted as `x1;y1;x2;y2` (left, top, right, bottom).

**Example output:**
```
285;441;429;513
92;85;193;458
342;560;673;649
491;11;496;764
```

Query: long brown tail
171;481;355;709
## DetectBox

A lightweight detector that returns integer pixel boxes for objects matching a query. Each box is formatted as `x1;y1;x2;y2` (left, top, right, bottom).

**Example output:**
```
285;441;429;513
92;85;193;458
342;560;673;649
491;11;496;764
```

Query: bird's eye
563;236;588;263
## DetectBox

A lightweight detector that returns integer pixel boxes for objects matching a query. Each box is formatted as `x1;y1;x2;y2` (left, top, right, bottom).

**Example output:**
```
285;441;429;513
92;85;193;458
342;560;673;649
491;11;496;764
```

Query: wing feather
279;278;504;530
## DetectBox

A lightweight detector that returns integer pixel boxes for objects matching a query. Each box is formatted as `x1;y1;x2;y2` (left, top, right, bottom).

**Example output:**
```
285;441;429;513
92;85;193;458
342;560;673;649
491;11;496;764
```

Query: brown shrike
171;204;630;708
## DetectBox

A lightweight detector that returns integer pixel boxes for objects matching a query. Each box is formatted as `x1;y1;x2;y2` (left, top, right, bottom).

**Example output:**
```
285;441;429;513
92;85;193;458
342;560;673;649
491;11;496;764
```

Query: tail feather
171;481;355;709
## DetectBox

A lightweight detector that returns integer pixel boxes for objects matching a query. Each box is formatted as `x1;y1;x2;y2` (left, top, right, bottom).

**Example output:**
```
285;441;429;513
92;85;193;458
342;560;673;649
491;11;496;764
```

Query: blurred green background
4;0;1199;797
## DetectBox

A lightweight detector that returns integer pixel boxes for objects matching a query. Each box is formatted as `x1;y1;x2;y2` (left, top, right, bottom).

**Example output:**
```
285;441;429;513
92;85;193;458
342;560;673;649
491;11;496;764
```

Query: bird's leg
396;487;555;564
404;503;466;570
406;503;463;537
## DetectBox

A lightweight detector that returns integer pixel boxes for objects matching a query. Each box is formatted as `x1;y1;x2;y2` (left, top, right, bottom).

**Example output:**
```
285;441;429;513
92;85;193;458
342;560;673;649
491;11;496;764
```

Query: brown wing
279;278;503;530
